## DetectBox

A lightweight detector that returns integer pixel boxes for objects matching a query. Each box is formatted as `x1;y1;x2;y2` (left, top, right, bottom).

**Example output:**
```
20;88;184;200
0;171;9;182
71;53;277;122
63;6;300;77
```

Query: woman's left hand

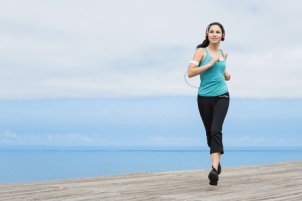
224;71;231;81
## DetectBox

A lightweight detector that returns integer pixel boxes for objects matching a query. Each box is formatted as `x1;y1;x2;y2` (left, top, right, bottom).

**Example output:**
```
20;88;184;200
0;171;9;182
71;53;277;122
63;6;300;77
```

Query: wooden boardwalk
0;161;301;201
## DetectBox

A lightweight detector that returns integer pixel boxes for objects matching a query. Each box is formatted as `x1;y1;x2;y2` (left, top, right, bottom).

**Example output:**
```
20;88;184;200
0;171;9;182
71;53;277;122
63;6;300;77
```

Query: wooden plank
0;161;301;200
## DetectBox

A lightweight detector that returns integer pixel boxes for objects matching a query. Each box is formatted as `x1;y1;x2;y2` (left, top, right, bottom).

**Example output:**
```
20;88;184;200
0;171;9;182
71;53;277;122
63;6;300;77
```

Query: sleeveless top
198;48;228;97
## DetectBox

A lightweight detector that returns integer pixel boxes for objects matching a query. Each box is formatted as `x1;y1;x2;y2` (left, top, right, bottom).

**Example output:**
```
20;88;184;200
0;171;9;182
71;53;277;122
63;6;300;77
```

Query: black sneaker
217;163;221;175
208;166;219;186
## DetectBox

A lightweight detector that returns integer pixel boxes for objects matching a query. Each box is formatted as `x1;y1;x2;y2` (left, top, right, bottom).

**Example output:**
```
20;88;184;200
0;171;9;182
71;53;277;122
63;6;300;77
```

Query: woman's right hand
208;56;219;67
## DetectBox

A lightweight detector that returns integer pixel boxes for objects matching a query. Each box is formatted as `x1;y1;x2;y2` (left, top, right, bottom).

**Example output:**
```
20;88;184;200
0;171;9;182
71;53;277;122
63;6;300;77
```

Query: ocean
1;98;302;185
1;146;302;184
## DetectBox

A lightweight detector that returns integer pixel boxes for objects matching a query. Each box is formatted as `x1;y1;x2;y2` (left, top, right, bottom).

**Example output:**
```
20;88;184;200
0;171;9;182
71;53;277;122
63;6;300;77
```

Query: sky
0;0;302;148
1;0;302;99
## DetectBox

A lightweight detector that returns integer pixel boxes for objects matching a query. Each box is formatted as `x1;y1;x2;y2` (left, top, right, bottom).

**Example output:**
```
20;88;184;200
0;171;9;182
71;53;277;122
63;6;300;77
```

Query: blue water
1;147;302;184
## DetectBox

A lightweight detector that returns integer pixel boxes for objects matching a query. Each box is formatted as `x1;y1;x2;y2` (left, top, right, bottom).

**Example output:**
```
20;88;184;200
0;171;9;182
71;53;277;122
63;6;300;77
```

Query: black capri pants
197;92;230;154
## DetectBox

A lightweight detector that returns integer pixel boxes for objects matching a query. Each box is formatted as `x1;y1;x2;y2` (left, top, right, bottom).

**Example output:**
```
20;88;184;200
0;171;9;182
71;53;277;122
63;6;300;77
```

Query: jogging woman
187;22;231;186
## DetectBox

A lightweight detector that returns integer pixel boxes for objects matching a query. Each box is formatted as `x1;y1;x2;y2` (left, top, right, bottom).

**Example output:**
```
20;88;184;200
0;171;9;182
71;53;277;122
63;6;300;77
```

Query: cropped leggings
197;92;229;154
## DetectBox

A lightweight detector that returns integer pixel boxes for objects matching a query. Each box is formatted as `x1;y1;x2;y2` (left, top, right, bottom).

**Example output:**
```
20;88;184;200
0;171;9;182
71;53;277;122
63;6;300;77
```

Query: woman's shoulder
193;48;206;61
224;50;228;59
196;47;206;51
195;47;206;55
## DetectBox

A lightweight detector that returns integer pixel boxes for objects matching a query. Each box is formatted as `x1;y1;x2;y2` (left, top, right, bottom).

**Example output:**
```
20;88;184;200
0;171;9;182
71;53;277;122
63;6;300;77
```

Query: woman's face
208;25;223;43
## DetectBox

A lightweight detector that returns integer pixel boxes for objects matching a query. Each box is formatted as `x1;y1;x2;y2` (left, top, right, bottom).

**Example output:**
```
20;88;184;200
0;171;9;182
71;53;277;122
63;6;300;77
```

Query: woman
188;22;231;186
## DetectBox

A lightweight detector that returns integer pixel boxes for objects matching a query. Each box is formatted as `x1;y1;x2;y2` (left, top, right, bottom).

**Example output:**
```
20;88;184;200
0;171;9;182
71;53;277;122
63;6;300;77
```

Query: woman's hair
196;22;225;49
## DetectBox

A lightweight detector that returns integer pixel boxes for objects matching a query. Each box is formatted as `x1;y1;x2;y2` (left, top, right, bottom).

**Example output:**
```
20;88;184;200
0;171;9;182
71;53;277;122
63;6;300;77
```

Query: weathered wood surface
0;161;301;201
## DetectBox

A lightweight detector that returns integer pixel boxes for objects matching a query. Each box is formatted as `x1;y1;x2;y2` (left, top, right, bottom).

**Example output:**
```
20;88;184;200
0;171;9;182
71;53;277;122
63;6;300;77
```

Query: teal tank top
198;48;228;97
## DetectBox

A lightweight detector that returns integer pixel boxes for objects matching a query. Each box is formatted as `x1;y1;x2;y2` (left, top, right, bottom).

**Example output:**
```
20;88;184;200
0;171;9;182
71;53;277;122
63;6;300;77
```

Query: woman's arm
224;51;228;60
187;48;217;78
223;51;231;81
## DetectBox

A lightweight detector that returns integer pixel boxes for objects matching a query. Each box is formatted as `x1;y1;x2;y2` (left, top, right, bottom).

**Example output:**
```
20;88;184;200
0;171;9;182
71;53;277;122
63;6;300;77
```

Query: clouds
0;130;98;145
1;0;302;149
0;0;302;100
221;0;302;50
0;130;21;143
227;46;302;98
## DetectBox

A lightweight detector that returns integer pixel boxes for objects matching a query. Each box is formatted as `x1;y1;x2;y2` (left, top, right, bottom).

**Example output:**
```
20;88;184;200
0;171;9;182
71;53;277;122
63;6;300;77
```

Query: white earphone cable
184;69;199;89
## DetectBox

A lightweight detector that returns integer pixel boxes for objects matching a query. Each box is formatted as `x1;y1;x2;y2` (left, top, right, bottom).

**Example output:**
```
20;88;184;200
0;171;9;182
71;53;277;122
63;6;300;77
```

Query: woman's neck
207;44;220;52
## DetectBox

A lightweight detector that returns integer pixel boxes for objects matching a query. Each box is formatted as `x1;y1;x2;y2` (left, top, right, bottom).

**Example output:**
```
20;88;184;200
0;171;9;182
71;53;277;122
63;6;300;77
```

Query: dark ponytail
196;39;210;48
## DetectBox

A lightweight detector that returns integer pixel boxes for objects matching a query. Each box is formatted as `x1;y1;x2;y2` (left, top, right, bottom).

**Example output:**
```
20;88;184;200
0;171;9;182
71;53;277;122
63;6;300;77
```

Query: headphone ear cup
221;34;225;41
